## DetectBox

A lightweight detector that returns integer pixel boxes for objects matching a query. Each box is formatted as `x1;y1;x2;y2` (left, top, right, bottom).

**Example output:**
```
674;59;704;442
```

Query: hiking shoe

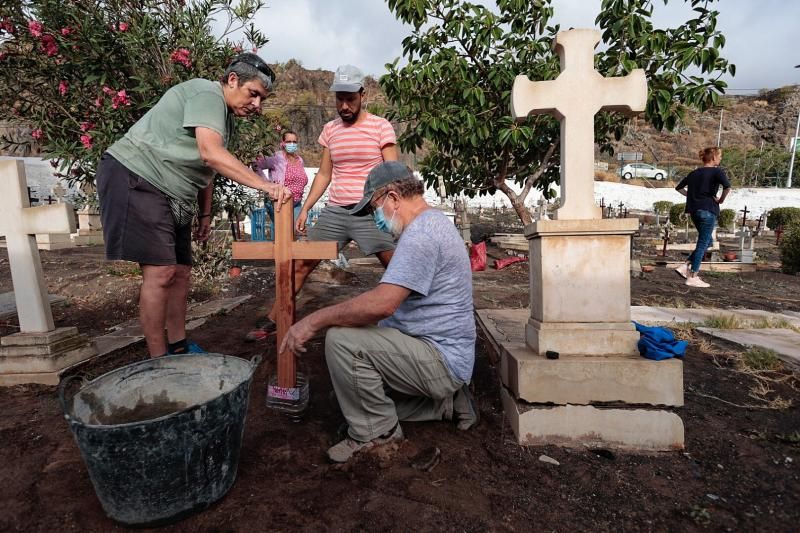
453;383;479;430
685;275;710;288
327;424;404;463
168;341;207;355
674;263;689;279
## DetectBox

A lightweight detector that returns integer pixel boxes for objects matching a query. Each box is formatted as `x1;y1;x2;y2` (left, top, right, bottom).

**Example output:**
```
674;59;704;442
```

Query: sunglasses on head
231;56;276;85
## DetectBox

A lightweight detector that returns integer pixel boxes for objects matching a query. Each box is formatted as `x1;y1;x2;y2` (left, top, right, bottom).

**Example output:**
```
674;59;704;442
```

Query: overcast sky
249;0;799;93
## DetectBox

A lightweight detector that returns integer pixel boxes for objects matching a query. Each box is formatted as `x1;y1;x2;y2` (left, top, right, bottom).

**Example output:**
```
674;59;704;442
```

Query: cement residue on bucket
84;389;188;425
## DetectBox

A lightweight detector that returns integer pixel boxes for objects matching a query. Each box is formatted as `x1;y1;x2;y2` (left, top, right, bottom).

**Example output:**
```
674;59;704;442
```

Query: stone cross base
501;388;684;451
71;231;104;246
498;341;684;451
525;218;640;356
0;327;97;386
36;233;74;250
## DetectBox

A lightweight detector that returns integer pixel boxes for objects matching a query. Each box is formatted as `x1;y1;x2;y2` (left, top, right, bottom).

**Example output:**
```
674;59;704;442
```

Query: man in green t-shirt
96;53;291;358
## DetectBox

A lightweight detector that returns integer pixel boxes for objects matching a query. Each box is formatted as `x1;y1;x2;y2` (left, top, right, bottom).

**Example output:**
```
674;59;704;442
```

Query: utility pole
754;139;764;187
788;108;799;188
716;108;724;147
788;64;799;188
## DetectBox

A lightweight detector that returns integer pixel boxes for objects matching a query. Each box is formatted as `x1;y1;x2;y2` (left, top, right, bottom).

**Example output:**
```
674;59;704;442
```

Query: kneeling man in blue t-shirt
281;161;478;463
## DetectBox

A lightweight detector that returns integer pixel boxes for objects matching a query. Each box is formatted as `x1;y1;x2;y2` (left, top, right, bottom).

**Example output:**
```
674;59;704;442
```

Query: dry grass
594;170;620;183
703;314;743;329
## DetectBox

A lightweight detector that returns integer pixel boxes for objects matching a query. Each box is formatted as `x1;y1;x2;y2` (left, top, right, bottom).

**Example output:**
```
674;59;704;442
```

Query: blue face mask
373;197;397;235
284;142;298;154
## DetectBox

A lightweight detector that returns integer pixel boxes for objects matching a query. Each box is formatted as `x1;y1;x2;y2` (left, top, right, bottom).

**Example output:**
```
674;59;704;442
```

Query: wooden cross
0;161;76;332
232;202;337;388
740;205;749;228
511;29;647;220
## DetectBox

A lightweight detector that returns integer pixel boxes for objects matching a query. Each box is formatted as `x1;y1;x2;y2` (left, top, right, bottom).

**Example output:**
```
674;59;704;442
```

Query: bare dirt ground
0;237;798;532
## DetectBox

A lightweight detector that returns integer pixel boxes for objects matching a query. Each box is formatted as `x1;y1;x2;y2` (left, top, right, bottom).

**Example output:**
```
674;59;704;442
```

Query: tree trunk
511;199;532;226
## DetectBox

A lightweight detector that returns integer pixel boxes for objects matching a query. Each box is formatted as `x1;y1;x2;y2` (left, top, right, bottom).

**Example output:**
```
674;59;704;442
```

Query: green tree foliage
767;207;800;230
721;145;792;187
717;208;735;229
670;203;688;225
0;0;277;215
653;200;674;215
779;224;800;275
383;0;734;224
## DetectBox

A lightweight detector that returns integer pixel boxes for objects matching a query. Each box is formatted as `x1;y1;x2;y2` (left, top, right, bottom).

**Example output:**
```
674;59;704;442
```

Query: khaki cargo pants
325;326;463;442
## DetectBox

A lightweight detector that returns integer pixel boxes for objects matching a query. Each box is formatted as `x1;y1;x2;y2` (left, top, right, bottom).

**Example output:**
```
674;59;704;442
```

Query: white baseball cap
330;64;365;92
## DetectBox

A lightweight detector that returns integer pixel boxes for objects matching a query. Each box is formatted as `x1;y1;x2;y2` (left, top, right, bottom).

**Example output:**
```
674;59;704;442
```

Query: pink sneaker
685;275;710;288
674;263;689;279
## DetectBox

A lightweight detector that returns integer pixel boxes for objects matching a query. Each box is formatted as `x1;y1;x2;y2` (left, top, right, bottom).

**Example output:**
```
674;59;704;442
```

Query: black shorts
95;153;192;266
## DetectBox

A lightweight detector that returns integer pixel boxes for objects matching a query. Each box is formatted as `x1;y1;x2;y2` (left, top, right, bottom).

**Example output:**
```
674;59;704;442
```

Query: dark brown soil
0;243;798;532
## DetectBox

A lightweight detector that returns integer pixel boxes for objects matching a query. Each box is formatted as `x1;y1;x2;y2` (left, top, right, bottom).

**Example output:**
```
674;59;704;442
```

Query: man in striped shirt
254;65;398;336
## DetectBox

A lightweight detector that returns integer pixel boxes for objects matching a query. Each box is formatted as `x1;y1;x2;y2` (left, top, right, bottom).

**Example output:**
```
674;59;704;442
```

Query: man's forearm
718;187;731;203
197;183;213;214
204;145;276;194
301;172;332;211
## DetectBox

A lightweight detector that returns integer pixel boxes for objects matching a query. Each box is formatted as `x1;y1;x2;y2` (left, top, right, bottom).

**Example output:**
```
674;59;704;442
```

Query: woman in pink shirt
253;130;308;227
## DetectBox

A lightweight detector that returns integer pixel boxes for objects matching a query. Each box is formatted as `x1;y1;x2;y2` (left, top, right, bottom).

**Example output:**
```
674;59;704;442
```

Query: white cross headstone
511;29;647;220
0;160;76;332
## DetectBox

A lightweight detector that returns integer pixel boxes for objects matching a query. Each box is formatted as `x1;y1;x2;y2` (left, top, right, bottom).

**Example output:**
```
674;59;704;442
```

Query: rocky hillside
607;85;800;178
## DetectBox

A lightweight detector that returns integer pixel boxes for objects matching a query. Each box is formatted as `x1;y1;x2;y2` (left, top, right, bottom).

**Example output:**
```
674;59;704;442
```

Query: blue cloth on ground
633;322;688;361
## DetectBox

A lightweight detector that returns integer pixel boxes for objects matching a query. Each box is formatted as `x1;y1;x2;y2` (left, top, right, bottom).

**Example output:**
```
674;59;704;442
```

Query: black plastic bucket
59;353;260;526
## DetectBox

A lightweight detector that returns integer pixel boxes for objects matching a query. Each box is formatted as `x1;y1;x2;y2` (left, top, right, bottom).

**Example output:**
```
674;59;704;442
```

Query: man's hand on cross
280;316;317;355
268;184;292;211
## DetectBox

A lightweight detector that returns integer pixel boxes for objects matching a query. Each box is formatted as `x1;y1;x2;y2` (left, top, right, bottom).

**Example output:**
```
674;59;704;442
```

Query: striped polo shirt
318;112;397;206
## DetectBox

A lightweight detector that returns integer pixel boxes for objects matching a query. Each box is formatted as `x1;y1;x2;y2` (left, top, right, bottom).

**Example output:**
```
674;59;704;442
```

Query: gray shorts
96;153;192;266
309;205;395;256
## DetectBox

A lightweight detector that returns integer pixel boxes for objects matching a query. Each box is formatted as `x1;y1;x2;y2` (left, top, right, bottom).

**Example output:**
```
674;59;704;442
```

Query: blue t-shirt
379;209;475;383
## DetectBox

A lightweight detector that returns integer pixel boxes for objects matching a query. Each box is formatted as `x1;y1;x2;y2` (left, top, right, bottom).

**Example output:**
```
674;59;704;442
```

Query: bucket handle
58;374;89;420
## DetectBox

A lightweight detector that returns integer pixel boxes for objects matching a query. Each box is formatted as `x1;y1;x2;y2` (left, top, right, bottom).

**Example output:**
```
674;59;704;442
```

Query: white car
619;163;667;180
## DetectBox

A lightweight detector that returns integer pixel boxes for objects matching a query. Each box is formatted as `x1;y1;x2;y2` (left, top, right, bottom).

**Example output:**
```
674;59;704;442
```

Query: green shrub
669;203;688;225
718;208;735;229
779;224;800;275
653;201;674;215
767;207;800;230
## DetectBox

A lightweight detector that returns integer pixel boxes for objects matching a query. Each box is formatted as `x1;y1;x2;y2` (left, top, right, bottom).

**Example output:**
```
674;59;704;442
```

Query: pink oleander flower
170;48;191;68
102;85;115;95
41;34;58;56
118;22;129;32
80;121;94;132
112;89;130;109
275;124;282;132
0;17;15;34
94;96;103;107
232;46;243;53
28;20;43;37
61;26;73;36
80;134;93;149
58;80;68;96
31;129;43;140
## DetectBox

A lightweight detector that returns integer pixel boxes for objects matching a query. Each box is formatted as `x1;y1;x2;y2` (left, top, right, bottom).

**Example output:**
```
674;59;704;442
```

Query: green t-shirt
107;78;235;207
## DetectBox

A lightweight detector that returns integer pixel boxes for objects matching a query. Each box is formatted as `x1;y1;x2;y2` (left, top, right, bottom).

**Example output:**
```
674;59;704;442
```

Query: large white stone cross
511;29;647;220
0;160;76;332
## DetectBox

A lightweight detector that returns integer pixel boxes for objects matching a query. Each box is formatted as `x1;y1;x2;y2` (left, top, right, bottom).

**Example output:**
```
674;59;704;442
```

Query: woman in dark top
674;147;732;288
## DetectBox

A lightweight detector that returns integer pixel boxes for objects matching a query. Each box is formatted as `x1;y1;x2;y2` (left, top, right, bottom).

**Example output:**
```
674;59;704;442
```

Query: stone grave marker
0;160;96;386
495;29;684;451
